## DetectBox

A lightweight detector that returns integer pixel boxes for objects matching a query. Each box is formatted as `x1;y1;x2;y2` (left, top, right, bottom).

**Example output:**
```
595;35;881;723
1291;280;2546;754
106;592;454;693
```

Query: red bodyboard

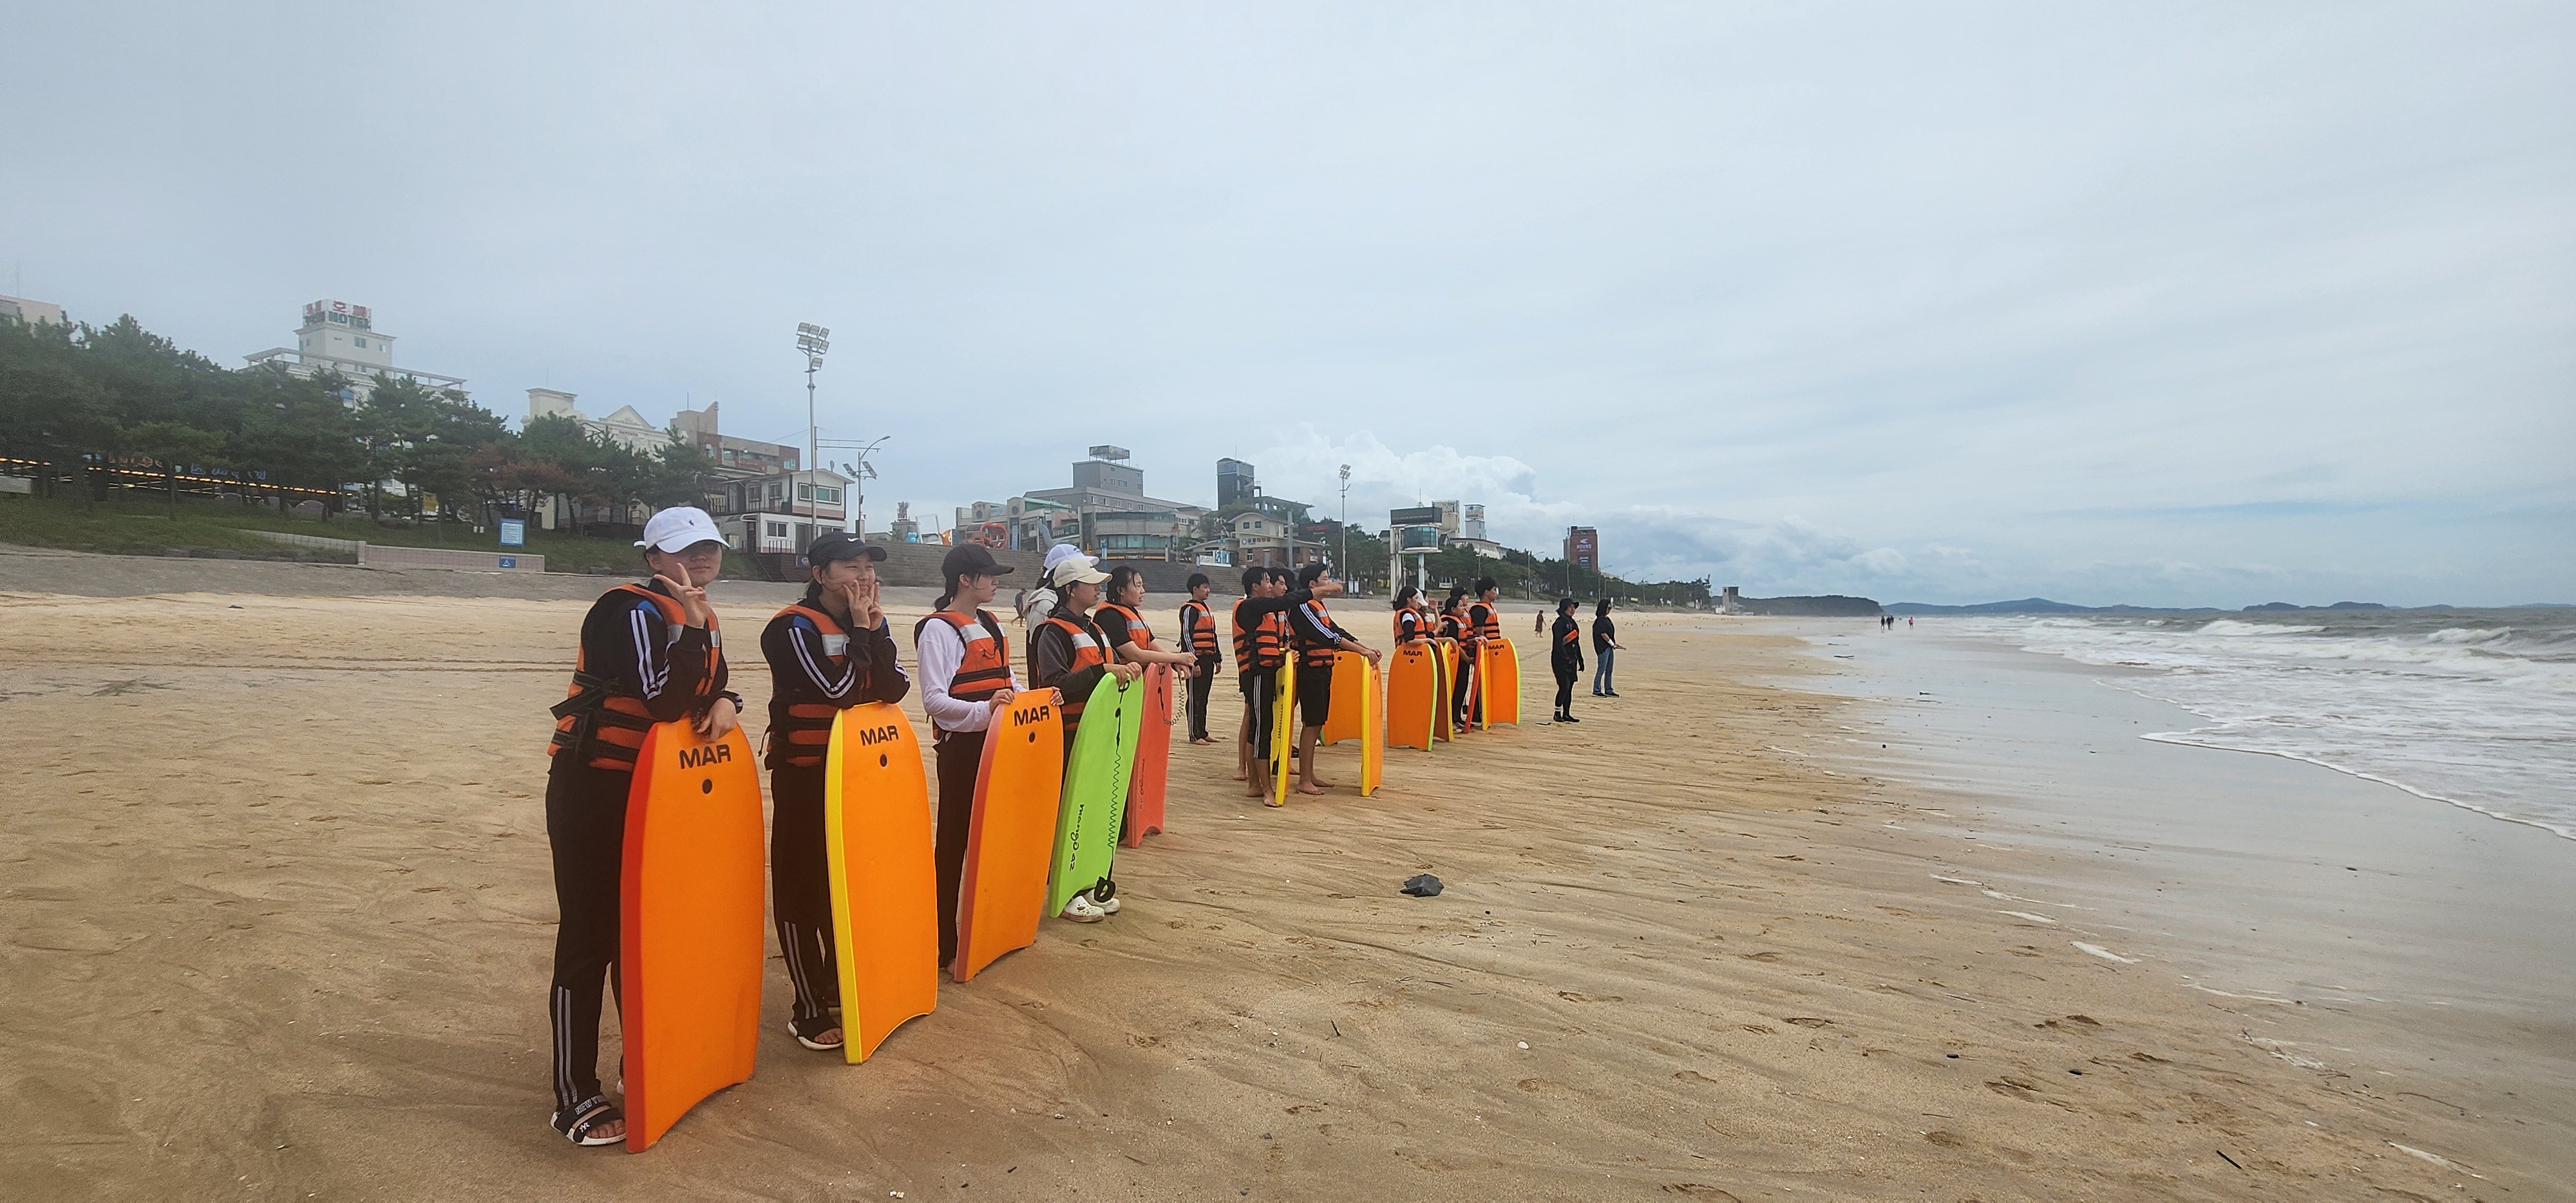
1121;663;1173;848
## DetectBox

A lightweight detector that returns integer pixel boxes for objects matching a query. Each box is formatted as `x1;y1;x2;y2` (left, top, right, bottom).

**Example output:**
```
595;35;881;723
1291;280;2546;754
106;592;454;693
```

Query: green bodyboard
1045;672;1146;916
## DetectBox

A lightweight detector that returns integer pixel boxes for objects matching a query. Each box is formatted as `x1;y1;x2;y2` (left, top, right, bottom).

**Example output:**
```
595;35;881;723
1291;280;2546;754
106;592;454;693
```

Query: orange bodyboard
1321;653;1367;745
824;704;936;1062
1121;663;1173;848
1479;637;1522;727
951;695;1065;982
1387;641;1438;751
620;721;764;1152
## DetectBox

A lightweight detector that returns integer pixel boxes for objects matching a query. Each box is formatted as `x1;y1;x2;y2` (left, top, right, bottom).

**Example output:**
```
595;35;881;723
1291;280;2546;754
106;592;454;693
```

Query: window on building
353;337;365;348
797;484;813;502
815;486;838;504
766;522;787;538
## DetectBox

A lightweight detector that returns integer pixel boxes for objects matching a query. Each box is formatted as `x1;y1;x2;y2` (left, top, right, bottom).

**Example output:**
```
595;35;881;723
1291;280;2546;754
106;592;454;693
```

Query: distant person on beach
1231;566;1316;805
1468;579;1503;729
1177;573;1222;744
1535;610;1545;633
1550;596;1585;723
540;506;742;1146
1591;597;1623;697
914;544;1027;971
1441;587;1477;731
759;532;907;1054
1284;563;1381;796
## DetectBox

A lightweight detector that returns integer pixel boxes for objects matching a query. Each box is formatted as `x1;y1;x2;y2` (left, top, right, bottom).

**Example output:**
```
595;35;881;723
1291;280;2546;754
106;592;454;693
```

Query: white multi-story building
524;388;673;454
243;300;467;404
0;295;66;326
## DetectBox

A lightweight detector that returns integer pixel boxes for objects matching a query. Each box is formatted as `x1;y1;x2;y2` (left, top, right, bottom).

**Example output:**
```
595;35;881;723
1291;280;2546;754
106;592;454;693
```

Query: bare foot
1231;768;1248;781
1263;794;1285;808
1244;782;1265;798
1295;781;1327;796
1192;737;1218;745
1309;776;1338;788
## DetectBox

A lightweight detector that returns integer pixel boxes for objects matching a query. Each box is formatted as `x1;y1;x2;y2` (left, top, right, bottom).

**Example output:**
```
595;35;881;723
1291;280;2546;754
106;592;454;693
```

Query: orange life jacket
1472;600;1502;649
1231;598;1285;673
916;610;1013;739
1294;598;1340;669
764;603;849;770
1036;614;1110;721
1098;602;1152;651
1394;609;1424;644
1178;600;1220;655
549;583;721;772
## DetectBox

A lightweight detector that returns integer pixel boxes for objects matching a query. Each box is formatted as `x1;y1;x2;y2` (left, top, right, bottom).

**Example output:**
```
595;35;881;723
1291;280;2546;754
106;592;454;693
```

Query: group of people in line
534;506;1630;1146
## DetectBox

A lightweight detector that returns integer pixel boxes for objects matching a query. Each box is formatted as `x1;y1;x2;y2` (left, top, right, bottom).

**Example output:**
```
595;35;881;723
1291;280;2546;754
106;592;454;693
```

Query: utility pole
795;323;829;538
1337;463;1350;587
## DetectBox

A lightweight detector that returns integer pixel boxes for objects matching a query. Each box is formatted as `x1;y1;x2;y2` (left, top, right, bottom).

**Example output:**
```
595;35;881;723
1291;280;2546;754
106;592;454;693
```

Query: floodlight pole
1337;464;1350;587
795;323;831;535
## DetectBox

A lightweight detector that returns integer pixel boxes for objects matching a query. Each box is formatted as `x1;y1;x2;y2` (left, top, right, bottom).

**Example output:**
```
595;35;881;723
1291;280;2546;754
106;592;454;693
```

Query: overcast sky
7;3;2569;605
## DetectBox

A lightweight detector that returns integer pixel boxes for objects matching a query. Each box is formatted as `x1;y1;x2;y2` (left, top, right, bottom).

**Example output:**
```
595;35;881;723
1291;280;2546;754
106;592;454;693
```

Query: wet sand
0;562;2526;1199
1773;620;2576;1191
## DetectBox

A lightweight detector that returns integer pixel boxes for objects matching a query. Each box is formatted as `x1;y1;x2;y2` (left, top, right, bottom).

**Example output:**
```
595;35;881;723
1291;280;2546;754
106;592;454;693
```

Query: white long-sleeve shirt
914;610;1025;734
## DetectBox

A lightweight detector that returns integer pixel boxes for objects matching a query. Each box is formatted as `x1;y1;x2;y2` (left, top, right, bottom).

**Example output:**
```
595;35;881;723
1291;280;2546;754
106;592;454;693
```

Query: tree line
0;312;706;526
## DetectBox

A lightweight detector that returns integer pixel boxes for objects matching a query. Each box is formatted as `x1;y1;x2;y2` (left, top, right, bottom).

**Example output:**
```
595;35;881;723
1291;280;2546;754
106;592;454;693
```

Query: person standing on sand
1027;553;1143;922
1549;596;1585;724
1591;597;1624;697
914;544;1033;972
1392;584;1426;645
759;533;908;1054
1283;563;1383;797
1441;587;1477;732
1230;566;1316;804
540;506;741;1147
1466;578;1504;729
1097;564;1198;684
1176;573;1222;744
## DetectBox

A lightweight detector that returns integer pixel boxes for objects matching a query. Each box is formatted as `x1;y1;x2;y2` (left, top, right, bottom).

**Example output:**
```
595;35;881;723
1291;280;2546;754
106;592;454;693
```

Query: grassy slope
0;497;753;576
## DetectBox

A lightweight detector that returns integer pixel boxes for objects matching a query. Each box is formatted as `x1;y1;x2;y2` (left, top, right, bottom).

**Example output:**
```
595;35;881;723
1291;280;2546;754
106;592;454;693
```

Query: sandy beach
0;552;2543;1200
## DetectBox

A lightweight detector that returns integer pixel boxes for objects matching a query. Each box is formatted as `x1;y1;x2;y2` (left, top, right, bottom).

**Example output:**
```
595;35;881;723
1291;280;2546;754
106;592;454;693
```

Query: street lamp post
795;323;829;540
1337;463;1350;588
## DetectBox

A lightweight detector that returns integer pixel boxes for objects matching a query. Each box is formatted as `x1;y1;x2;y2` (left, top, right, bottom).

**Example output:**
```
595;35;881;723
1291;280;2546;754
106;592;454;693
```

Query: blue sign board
498;556;518;569
499;518;526;547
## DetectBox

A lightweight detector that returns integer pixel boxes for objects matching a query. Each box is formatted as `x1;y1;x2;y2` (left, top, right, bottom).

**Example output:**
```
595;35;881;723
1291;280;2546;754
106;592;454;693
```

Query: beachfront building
522;388;674;454
1017;446;1209;562
243;300;468;406
1224;509;1326;569
1565;526;1600;571
721;469;851;554
672;401;800;482
0;294;66;326
1217;457;1260;508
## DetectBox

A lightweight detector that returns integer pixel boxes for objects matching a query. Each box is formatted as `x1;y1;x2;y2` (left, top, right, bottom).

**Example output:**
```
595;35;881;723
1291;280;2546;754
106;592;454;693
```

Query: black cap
808;532;887;565
941;542;1014;578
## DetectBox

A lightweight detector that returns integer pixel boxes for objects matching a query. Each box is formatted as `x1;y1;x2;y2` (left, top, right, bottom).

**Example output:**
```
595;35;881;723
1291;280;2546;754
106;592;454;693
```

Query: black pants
545;754;630;1112
1240;670;1276;768
769;763;838;1025
1554;663;1578;715
1186;654;1218;741
933;730;984;968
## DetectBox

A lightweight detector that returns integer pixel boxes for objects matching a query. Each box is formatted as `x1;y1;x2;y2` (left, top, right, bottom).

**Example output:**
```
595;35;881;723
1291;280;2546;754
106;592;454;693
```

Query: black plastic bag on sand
1401;873;1443;897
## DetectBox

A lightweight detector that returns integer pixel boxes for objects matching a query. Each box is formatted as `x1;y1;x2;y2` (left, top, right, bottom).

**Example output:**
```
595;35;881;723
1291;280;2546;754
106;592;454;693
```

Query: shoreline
1752;616;2575;1191
0;579;2525;1198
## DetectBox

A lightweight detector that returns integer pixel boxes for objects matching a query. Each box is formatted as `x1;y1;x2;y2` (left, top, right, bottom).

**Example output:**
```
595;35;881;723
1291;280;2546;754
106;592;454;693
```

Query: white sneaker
1097;895;1121;915
1060;895;1108;923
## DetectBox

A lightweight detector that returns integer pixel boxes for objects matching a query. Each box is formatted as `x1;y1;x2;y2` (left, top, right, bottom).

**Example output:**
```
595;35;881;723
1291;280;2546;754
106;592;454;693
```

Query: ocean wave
1950;609;2576;842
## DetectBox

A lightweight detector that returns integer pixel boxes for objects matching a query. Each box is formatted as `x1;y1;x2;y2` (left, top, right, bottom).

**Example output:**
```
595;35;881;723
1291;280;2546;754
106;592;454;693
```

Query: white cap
1048;551;1111;587
636;507;725;553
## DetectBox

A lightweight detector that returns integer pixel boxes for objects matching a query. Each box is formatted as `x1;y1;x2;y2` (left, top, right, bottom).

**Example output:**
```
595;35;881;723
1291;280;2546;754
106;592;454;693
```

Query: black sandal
788;1014;845;1051
551;1094;623;1146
